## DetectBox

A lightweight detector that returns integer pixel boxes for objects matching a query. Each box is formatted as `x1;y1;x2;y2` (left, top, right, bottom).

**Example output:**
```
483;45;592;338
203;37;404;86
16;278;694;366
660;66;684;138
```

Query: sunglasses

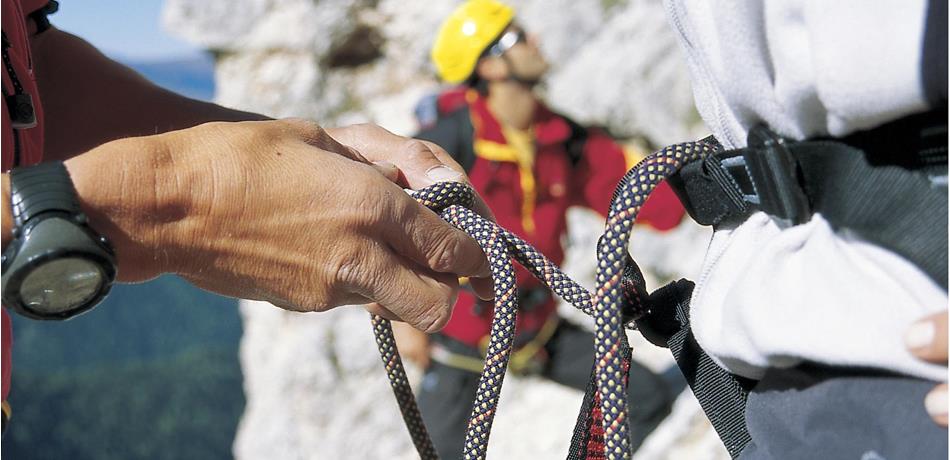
486;28;528;57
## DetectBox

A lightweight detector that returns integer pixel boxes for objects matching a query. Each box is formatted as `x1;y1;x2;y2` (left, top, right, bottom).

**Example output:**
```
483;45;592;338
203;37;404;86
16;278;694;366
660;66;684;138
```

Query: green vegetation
2;276;244;460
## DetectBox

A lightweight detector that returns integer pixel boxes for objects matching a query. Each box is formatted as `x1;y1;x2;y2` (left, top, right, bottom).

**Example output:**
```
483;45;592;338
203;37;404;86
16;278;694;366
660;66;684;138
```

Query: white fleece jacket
663;0;947;381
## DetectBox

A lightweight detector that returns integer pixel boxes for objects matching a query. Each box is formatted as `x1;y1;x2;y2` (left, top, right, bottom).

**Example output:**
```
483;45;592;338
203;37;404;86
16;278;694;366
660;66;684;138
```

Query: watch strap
9;161;83;228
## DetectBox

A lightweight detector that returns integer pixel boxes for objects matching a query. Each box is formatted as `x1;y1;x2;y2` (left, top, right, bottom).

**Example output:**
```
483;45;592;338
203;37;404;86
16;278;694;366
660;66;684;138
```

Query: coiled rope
371;138;720;459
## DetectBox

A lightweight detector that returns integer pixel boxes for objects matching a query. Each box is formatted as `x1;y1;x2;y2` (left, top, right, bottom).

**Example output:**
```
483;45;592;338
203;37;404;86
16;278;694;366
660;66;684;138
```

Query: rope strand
373;139;718;459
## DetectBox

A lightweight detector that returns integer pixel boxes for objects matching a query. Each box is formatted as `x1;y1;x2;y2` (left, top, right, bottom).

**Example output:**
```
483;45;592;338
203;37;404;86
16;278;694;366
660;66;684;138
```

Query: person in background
1;0;495;433
392;1;688;457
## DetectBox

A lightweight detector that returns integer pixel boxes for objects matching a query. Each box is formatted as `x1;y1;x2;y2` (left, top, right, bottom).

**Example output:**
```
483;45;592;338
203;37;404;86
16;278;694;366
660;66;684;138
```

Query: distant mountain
120;53;216;101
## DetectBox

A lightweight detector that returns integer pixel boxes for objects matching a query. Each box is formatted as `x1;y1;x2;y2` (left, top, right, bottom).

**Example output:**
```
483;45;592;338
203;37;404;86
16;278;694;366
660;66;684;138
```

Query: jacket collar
467;90;571;148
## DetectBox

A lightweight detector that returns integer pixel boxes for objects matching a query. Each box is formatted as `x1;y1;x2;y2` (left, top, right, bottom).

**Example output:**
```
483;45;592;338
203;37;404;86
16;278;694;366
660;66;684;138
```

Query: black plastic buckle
744;126;810;225
668;151;752;227
6;92;37;129
670;128;812;227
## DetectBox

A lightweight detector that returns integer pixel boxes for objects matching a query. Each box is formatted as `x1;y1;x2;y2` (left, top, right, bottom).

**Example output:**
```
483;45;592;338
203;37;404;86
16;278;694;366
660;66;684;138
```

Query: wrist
64;134;191;281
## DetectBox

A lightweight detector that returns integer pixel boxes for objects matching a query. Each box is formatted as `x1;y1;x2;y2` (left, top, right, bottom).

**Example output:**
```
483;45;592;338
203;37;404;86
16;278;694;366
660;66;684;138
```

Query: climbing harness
429;313;560;375
371;138;720;460
373;109;948;459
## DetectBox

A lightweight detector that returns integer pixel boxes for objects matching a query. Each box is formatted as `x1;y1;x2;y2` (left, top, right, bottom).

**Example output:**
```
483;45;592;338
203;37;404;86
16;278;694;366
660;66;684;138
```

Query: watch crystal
19;258;104;314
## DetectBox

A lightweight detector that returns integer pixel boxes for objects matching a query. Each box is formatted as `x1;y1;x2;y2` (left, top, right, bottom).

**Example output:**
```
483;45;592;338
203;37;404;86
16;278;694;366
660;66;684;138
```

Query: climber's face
499;25;549;82
478;24;549;85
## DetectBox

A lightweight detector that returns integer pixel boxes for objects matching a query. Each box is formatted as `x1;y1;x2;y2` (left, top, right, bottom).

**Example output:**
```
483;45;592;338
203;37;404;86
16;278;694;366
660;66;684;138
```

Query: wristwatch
1;161;116;320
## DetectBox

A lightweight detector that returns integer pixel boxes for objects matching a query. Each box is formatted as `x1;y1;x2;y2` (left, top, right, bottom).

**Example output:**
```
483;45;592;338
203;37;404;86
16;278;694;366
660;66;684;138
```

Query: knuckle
401;139;435;161
333;250;368;290
352;178;393;228
282;117;322;134
283;118;328;143
428;233;463;273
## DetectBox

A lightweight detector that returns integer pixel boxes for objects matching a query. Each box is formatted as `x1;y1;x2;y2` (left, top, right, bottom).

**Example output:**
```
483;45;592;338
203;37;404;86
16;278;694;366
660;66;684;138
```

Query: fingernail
425;165;463;184
905;320;935;349
925;386;947;418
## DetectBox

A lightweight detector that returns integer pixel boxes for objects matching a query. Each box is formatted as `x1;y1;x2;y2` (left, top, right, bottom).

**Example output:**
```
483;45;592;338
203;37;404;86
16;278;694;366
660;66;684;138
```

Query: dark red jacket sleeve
571;128;686;231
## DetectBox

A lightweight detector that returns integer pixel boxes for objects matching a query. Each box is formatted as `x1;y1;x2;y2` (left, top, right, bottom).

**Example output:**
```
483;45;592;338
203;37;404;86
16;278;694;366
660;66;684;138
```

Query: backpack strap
415;106;478;173
561;116;591;168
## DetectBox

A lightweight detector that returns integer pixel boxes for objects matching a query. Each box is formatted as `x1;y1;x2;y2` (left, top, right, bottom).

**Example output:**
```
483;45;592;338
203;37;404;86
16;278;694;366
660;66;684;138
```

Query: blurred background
3;0;724;458
2;3;242;459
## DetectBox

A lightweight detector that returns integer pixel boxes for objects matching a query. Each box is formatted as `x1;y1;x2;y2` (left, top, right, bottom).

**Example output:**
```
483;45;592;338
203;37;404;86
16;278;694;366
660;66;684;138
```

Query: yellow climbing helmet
431;0;515;84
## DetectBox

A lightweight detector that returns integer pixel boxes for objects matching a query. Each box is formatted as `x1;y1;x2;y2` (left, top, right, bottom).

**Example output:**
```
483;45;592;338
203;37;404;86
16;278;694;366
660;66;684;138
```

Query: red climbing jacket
2;0;53;426
416;88;685;349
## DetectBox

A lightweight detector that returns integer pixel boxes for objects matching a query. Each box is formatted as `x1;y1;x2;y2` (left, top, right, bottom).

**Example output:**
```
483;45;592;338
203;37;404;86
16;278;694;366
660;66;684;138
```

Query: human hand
64;119;490;332
392;320;432;368
326;123;495;301
905;310;948;426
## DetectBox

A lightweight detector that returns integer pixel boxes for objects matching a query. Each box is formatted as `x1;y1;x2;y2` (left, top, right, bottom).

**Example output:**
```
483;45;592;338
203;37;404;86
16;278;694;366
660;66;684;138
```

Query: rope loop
373;139;719;460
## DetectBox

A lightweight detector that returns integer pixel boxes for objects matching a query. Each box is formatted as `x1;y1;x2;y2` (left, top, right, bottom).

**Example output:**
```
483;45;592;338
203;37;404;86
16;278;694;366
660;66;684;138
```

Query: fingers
905;310;948;364
925;383;948;426
371;161;402;183
416;140;495;221
326;124;495;221
280;118;370;163
328;124;461;188
469;276;495;301
384;191;490;279
906;311;948;427
339;245;460;333
364;302;400;321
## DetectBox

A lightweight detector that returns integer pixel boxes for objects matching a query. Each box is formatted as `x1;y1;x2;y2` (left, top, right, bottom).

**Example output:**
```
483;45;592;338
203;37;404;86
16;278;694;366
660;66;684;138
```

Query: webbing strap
570;279;757;459
795;140;948;289
638;280;756;459
671;110;948;288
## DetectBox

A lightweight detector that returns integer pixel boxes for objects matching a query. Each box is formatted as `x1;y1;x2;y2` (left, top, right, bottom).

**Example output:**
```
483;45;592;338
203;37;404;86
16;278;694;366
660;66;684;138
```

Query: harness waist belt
669;109;949;288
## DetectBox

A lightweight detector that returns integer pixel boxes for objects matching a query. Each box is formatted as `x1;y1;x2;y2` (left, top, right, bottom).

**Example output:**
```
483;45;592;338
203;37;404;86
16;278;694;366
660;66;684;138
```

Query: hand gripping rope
371;138;721;460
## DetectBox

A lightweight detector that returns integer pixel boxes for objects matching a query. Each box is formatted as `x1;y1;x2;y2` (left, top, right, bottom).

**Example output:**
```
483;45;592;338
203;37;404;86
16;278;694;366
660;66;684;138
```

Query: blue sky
50;1;203;60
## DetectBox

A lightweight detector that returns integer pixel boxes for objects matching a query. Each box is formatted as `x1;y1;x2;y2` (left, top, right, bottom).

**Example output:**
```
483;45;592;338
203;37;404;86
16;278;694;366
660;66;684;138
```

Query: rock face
163;0;701;141
164;0;726;458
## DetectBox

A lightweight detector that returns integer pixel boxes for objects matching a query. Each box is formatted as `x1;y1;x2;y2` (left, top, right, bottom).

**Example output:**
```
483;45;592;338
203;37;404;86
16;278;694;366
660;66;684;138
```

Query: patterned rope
372;139;719;460
591;139;718;459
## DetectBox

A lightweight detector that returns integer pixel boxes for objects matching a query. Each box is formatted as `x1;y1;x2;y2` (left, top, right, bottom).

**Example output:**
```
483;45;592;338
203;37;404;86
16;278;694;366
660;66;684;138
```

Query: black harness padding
669;109;948;289
922;0;948;106
636;280;757;459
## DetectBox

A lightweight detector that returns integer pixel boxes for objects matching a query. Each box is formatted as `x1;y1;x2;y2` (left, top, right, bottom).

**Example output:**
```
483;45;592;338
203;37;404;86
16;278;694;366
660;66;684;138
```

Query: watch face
18;257;105;314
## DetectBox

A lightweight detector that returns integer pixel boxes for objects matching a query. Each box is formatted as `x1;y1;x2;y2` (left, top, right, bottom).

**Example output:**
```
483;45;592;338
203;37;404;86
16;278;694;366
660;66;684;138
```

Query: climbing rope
371;138;720;460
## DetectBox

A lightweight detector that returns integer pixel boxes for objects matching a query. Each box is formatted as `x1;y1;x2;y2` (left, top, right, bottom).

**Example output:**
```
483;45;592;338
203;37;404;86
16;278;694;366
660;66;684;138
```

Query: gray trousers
739;365;948;460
